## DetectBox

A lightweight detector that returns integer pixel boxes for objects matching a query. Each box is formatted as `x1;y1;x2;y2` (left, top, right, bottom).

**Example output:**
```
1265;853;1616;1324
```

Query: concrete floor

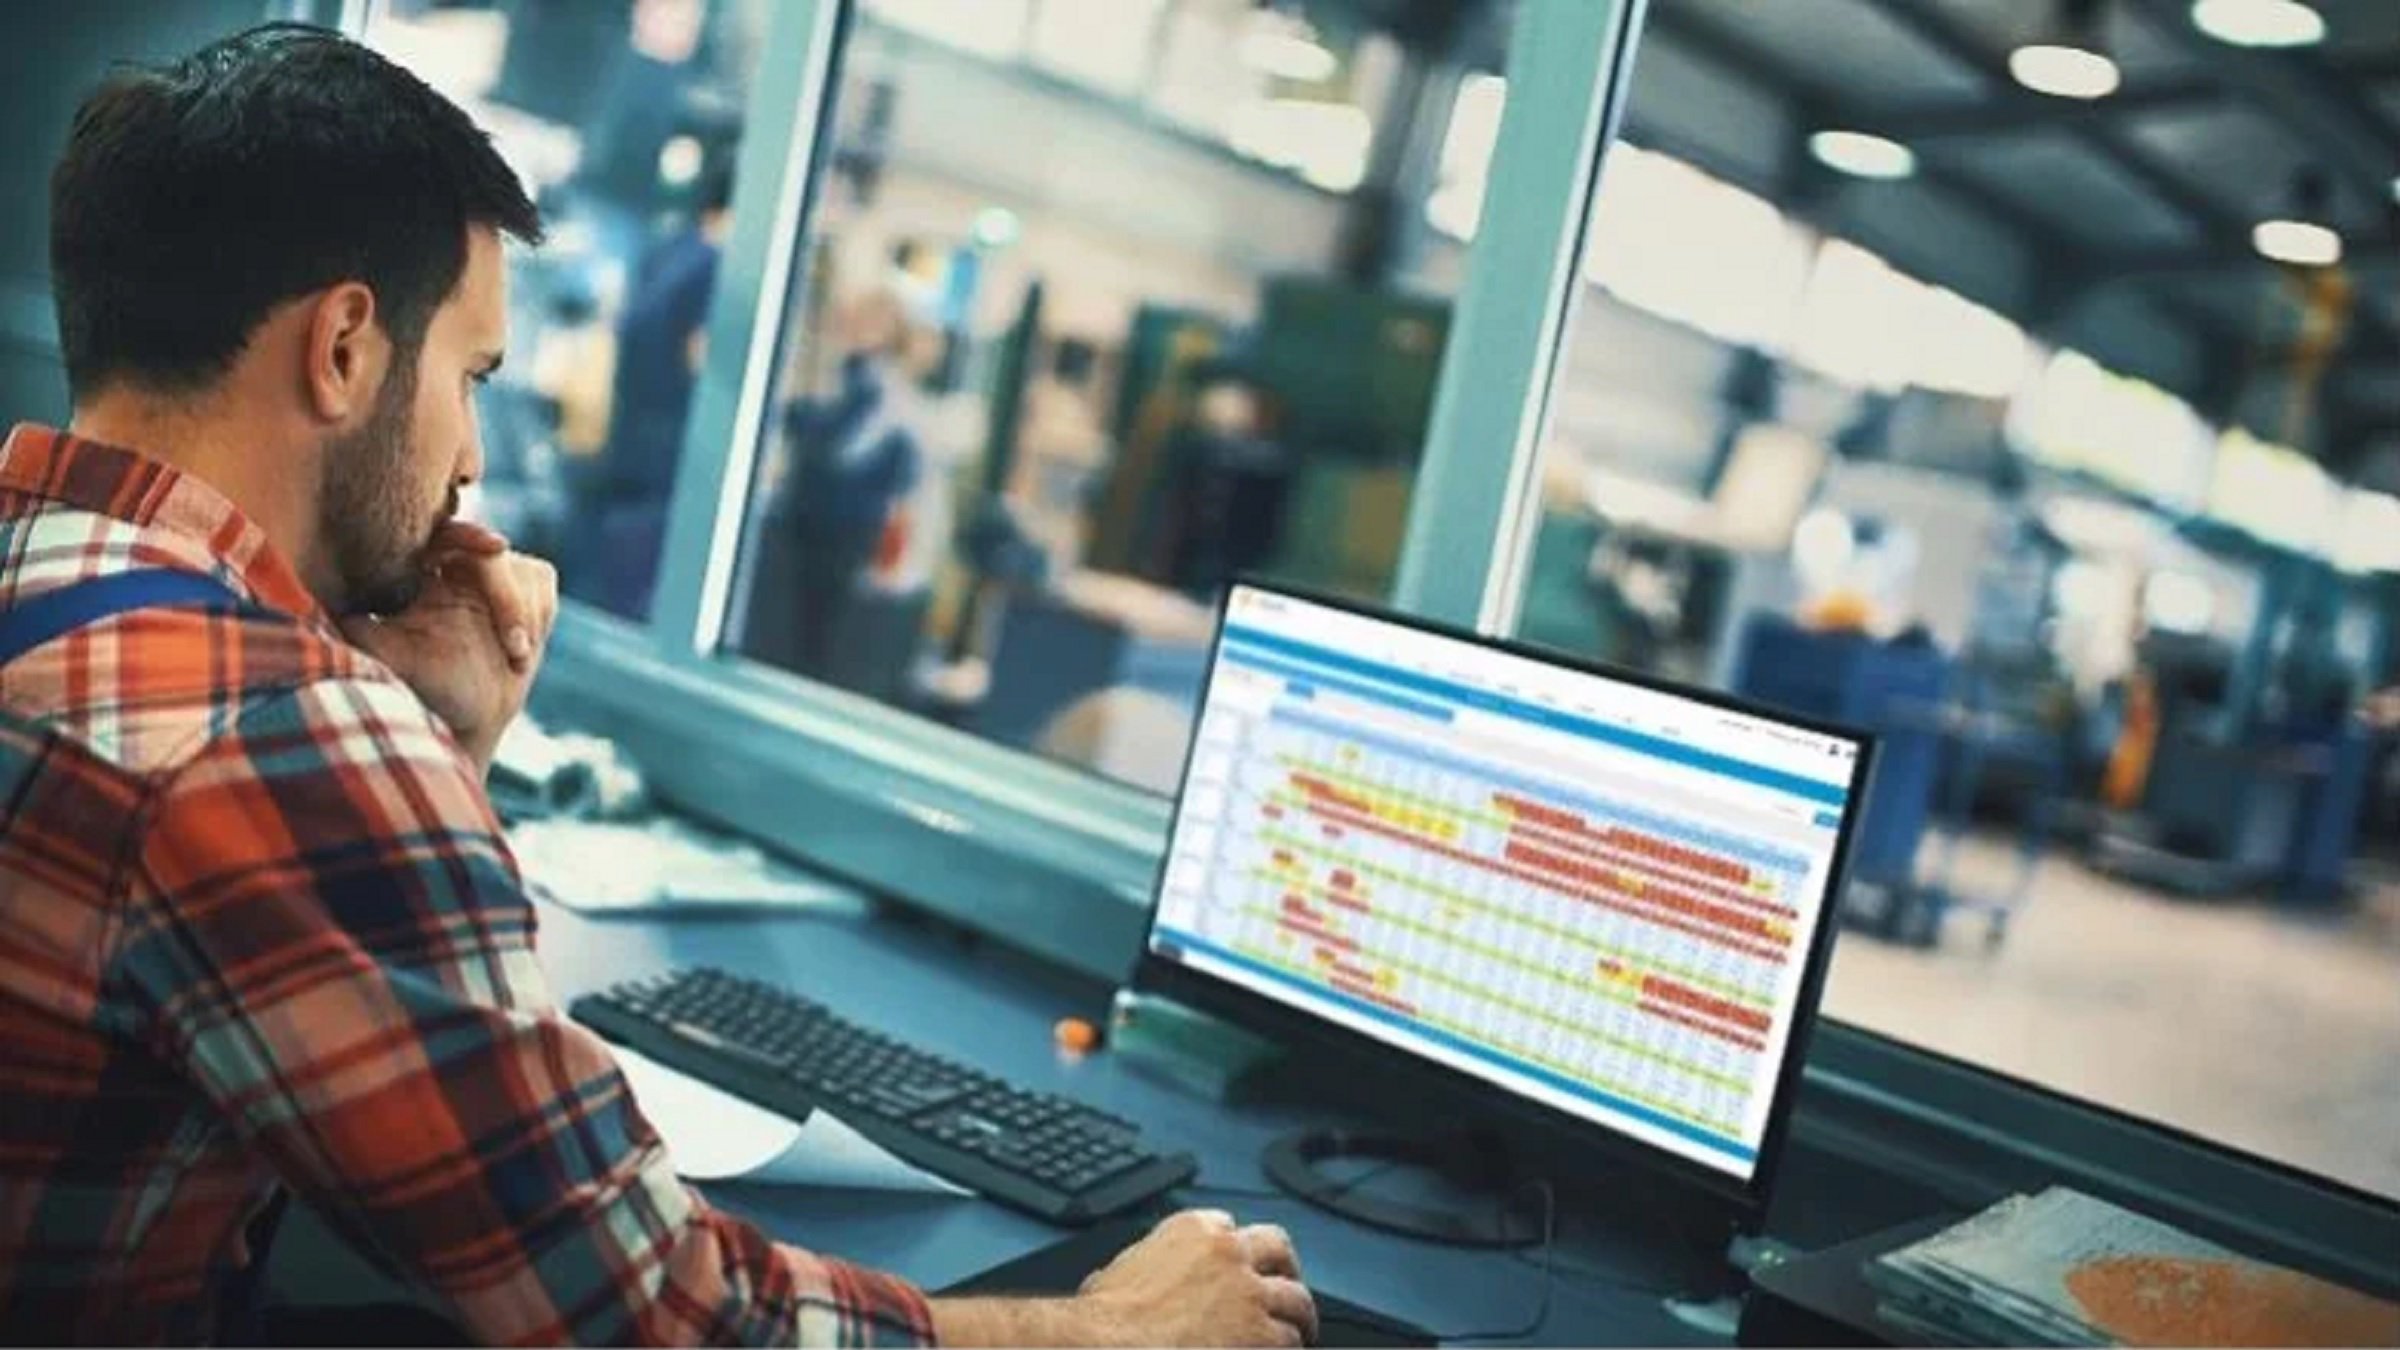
1821;832;2400;1201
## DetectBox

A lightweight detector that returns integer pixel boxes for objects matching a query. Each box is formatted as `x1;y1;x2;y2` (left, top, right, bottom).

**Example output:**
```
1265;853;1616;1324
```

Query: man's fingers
1237;1224;1300;1280
1258;1275;1317;1346
447;549;537;668
514;555;559;649
1178;1208;1236;1233
431;518;510;556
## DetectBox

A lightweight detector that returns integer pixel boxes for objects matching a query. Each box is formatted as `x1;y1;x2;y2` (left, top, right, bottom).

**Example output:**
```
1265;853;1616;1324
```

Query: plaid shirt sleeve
114;672;937;1348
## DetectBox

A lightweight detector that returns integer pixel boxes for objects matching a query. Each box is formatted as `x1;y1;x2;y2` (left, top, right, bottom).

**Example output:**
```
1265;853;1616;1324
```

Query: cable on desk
1411;1178;1558;1344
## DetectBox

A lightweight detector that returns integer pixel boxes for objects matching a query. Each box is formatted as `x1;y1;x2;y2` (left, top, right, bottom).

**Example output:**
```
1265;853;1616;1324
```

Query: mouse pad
942;1216;1435;1347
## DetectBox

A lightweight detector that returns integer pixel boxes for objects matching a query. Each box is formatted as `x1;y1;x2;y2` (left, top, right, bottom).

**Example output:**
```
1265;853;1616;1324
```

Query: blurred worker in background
581;159;735;619
753;283;931;679
1157;361;1292;601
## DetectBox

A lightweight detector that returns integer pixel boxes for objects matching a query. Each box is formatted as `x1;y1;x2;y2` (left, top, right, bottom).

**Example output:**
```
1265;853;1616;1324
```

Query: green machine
1248;277;1452;598
1100;280;1452;598
1250;276;1451;463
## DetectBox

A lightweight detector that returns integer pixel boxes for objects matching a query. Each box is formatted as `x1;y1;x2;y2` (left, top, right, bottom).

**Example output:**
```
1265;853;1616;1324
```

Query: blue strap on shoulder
0;567;248;666
0;563;285;1340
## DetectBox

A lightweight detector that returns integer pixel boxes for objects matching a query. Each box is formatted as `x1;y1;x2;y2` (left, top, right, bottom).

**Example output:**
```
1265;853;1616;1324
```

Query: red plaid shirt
0;425;936;1346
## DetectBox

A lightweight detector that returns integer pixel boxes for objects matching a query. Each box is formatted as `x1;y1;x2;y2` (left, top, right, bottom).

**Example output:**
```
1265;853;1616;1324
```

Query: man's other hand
342;521;557;773
931;1209;1317;1348
1075;1209;1317;1347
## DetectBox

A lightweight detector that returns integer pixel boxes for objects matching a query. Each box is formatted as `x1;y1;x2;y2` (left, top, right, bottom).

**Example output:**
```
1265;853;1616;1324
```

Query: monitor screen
1146;585;1865;1184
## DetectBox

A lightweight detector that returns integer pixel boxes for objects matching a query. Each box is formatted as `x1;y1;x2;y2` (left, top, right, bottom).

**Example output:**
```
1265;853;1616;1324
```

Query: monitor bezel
1130;579;1878;1216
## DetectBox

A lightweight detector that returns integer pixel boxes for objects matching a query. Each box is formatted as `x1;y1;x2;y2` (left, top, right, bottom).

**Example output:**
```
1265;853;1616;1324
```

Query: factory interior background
353;0;2400;1200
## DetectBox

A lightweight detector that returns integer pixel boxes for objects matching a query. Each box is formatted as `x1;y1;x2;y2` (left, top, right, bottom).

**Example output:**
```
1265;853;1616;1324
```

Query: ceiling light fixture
2009;44;2123;98
2011;0;2121;100
2190;0;2327;48
1808;130;1917;180
2254;167;2343;267
2252;219;2342;267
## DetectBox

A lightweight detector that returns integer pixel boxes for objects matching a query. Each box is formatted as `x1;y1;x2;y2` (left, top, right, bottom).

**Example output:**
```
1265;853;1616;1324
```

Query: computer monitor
1137;583;1872;1209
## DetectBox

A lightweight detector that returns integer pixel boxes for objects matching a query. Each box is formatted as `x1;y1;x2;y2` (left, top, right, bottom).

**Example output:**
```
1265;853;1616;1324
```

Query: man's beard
320;359;441;617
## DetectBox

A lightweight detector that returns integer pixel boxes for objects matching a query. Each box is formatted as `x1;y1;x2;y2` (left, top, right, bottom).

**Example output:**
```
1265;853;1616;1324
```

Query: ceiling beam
1876;49;2400;142
1854;0;2255;244
1848;0;2400;360
1640;2;2400;468
1644;6;2259;369
2116;0;2400;216
1646;2;2088;260
1891;79;2223;139
2102;232;2400;286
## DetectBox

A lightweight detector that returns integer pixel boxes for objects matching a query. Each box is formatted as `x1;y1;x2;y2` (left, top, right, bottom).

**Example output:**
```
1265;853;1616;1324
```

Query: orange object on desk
1054;1016;1101;1055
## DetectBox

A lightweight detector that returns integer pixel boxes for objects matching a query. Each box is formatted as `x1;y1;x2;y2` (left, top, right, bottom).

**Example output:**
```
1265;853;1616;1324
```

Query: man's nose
461;399;487;486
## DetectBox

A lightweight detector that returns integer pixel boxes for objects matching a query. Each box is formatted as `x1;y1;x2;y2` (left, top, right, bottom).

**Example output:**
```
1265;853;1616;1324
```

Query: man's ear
302;282;386;423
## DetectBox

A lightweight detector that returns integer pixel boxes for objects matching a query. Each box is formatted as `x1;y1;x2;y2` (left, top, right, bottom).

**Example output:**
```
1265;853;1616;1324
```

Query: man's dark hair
50;23;543;401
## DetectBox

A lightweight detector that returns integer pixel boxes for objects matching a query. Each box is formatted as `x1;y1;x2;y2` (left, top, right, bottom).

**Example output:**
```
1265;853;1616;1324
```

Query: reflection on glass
724;0;1511;798
1518;0;2399;1200
368;0;756;624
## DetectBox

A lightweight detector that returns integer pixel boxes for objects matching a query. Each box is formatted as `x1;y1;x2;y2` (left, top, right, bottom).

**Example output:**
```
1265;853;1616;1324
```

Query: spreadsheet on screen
1149;586;1860;1180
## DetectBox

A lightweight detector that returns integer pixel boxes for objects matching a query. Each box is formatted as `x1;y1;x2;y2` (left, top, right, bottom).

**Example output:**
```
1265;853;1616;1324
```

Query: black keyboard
571;967;1196;1224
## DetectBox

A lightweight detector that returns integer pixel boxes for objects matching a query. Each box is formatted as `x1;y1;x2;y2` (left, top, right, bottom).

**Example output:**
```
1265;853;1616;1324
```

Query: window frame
492;0;2397;1276
540;0;1647;965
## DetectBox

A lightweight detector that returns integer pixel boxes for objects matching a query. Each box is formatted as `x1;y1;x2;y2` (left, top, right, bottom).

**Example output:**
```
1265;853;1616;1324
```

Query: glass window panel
367;0;761;627
719;0;1516;798
1511;0;2399;1201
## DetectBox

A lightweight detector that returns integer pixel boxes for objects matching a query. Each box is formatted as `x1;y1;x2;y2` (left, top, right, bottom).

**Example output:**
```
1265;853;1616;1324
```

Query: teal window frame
512;0;2398;1282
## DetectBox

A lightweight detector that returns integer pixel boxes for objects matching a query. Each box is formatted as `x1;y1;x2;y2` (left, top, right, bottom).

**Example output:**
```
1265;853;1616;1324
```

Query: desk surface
532;896;1724;1347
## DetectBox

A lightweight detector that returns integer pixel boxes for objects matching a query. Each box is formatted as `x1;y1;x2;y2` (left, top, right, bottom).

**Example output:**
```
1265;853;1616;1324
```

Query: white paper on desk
510;818;866;915
613;1047;968;1195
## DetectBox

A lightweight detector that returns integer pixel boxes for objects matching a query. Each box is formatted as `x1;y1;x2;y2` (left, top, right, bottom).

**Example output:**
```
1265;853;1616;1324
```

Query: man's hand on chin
341;521;558;775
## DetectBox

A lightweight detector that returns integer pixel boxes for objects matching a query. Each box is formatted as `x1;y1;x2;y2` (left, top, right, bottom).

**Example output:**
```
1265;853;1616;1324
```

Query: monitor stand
1261;1128;1546;1248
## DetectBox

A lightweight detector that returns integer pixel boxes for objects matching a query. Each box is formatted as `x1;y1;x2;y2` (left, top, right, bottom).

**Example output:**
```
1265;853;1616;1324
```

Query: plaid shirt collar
1;421;327;624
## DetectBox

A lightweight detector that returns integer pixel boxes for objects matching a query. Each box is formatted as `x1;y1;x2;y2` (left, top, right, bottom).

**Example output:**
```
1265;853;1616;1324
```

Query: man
0;25;1314;1347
